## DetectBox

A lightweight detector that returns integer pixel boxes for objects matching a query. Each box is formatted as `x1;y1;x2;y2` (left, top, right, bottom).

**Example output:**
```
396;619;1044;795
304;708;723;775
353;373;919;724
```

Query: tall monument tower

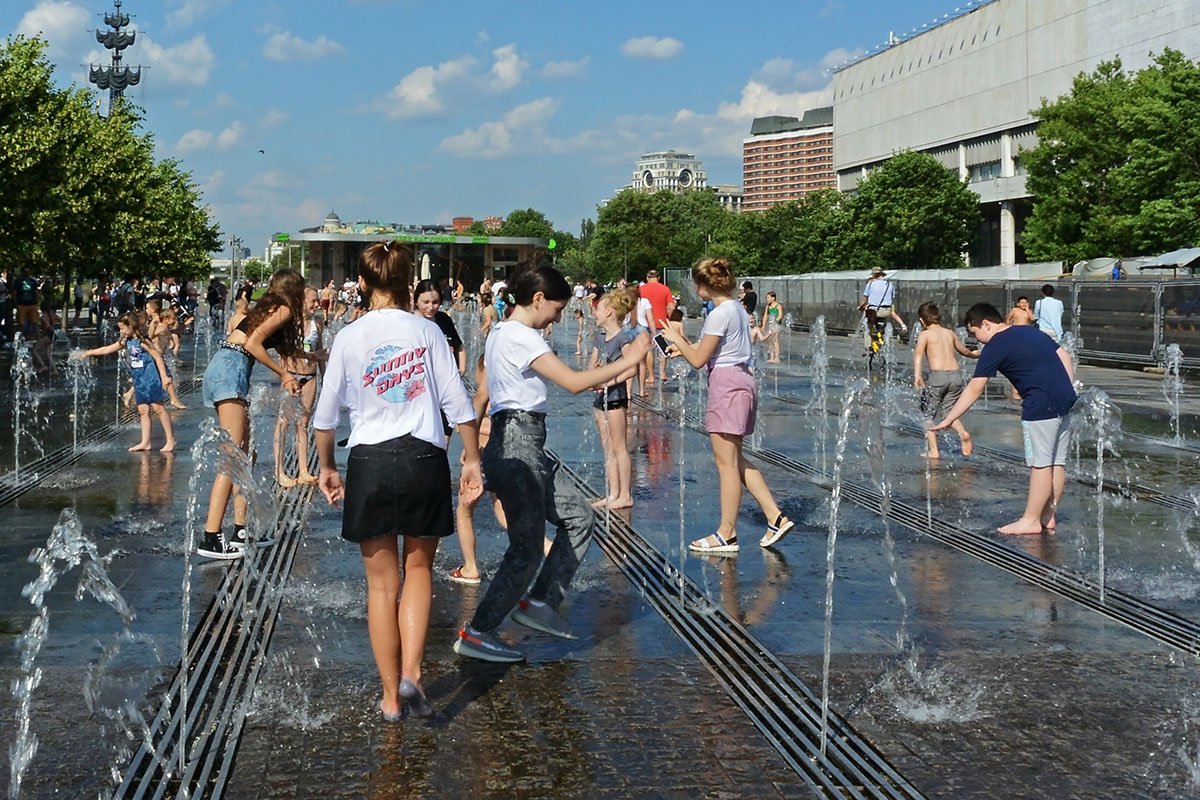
88;0;142;112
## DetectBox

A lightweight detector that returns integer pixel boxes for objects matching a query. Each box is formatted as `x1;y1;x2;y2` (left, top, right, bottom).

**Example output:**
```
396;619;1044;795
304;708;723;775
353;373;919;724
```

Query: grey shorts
922;370;962;418
1021;416;1071;468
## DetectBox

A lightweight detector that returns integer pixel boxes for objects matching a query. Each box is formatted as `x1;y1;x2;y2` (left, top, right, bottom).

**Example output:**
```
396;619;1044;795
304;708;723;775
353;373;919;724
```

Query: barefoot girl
453;265;649;662
75;312;176;452
658;257;794;554
589;289;638;510
198;268;305;560
760;291;783;364
147;300;186;409
314;242;482;720
274;286;324;487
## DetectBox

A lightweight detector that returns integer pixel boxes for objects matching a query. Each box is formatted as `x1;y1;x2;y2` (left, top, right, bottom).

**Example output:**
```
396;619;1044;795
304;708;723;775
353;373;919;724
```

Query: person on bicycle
858;267;908;352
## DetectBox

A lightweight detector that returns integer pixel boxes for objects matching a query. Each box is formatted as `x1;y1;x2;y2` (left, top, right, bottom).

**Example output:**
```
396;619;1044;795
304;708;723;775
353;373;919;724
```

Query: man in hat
858;267;907;351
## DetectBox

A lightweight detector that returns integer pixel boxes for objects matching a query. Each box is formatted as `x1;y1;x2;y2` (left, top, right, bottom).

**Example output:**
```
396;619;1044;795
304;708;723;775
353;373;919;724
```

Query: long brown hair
358;241;413;308
244;269;305;358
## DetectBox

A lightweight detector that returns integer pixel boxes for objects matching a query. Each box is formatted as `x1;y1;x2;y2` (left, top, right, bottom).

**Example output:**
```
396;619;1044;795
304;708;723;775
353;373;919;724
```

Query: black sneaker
196;531;243;560
452;624;525;662
230;527;275;549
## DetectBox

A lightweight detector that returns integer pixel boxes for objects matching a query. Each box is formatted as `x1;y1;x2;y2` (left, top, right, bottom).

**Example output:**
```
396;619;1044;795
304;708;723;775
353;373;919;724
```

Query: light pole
623;239;628;283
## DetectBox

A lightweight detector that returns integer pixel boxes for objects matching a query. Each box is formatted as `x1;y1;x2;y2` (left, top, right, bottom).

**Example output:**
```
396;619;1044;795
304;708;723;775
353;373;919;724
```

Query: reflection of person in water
702;549;792;626
132;450;176;514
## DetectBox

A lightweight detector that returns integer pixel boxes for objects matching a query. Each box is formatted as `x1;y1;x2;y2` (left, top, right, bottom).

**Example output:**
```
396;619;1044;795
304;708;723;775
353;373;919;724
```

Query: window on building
968;161;1002;182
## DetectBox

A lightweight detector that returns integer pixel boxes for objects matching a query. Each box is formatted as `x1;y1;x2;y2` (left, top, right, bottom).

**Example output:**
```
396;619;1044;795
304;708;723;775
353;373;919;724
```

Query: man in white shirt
858;267;908;344
1033;283;1065;341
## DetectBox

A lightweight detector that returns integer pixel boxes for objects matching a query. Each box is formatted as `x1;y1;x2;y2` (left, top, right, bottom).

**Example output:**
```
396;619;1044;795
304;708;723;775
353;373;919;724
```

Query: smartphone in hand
653;333;671;355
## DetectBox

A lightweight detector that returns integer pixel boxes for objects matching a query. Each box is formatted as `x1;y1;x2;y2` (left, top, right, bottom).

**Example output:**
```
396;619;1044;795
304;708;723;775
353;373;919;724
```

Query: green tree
497;208;554;239
838;151;980;269
1023;49;1200;261
242;257;269;282
270;244;304;272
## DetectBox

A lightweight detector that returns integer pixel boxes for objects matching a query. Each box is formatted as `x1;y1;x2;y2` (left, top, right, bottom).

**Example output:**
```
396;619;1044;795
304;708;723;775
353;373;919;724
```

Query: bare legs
204;399;249;533
592;407;632;509
129;403;175;452
924;420;972;459
692;432;786;548
998;465;1065;535
273;379;317;487
361;535;439;717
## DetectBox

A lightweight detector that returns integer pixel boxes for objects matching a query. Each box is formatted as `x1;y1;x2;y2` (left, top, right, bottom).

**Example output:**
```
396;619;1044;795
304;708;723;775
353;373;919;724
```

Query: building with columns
629;151;707;193
831;0;1200;266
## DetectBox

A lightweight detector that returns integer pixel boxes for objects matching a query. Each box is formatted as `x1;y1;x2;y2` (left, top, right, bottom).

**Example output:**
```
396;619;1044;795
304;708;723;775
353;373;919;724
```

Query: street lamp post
623;240;628;283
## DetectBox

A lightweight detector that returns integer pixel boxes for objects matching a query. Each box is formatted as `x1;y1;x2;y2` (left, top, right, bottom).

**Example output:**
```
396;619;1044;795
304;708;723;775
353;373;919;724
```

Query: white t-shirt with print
699;298;752;370
313;308;473;449
486;320;552;414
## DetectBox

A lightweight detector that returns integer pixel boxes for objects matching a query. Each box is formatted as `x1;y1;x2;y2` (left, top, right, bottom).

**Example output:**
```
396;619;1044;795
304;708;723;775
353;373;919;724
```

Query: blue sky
14;0;960;258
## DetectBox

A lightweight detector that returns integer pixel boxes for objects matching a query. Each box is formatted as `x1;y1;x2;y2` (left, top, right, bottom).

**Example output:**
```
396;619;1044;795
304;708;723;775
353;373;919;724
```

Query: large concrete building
741;108;835;212
629;150;708;194
832;0;1200;266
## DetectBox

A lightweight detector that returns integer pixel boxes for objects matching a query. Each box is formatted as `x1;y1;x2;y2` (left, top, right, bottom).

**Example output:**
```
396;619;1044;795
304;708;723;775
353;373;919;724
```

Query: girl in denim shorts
197;269;306;560
313;241;483;721
658;257;795;555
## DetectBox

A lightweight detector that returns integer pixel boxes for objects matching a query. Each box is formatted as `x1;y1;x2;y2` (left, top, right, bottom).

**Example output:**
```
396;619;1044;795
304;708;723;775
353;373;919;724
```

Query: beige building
741;108;835;212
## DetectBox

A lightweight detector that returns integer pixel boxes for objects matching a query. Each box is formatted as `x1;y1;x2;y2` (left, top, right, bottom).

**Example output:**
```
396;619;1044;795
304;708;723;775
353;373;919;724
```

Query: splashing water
10;333;40;485
64;350;96;452
10;509;134;799
1162;344;1185;445
821;378;869;756
808;316;829;474
1070;388;1123;602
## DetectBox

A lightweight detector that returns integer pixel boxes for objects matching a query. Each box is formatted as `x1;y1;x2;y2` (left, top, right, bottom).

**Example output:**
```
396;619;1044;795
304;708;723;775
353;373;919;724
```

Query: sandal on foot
760;514;795;548
448;566;482;585
689;532;739;554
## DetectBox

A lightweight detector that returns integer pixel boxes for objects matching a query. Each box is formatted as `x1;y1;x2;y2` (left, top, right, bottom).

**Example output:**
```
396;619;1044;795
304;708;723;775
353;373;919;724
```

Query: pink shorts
705;364;757;436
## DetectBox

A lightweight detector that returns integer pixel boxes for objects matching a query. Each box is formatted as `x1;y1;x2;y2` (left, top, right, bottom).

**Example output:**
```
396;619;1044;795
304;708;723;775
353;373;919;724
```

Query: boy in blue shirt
931;303;1077;535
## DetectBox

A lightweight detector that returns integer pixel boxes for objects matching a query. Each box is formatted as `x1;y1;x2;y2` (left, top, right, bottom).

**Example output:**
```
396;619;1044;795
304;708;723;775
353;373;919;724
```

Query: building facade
832;0;1200;266
629;150;708;193
710;184;744;214
741;108;835;212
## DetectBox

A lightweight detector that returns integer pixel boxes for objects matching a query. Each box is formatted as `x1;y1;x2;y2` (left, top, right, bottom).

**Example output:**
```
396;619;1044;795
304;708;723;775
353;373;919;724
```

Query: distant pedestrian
1033;283;1064;341
931;303;1077;535
15;270;40;339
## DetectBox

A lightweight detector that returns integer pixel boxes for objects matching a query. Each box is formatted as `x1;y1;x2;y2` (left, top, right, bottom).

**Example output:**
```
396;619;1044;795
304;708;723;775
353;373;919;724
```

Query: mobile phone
653;333;671;355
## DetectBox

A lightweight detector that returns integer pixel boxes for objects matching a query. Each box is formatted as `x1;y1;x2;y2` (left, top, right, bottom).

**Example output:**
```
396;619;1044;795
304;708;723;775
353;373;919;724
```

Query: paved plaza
1;320;1199;799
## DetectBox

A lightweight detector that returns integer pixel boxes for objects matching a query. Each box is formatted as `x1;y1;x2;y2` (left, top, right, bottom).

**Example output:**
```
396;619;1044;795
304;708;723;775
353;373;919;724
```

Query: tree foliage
0;36;220;281
1023;49;1200;262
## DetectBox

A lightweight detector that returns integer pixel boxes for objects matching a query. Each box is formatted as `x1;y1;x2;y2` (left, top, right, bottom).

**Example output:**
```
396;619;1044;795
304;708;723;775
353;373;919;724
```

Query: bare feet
297;474;318;486
1041;516;1057;532
128;442;152;452
920;450;941;459
277;474;298;488
161;440;176;453
170;402;188;410
591;496;610;508
997;518;1044;535
960;433;973;456
606;496;634;510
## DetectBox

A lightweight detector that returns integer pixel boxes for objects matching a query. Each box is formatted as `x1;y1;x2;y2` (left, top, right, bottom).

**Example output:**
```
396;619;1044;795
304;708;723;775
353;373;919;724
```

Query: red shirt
639;281;673;328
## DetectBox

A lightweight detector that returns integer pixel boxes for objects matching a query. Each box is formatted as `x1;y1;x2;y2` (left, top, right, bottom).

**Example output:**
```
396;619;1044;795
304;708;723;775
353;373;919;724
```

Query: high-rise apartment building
741;108;835;213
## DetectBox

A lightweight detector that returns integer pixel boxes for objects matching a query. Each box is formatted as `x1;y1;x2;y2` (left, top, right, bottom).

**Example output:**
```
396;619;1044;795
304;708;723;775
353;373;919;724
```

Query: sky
13;0;963;259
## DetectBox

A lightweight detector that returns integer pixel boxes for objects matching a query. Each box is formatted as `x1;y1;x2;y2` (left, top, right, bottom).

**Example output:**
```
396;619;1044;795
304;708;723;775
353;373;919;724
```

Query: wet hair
600;288;634;319
1041;284;1055;296
962;302;1003;329
358;241;413;309
692;257;736;295
243;268;306;358
917;302;941;326
117;312;148;340
414;279;442;304
509;264;571;306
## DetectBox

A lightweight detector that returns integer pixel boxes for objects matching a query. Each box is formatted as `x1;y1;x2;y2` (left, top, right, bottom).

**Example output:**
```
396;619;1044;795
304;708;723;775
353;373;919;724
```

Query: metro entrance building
287;211;549;289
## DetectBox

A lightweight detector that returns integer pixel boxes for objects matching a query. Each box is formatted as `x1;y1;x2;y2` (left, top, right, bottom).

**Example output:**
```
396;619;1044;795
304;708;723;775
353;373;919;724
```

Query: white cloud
438;97;560;159
214;92;234;107
753;48;861;91
262;31;344;62
16;1;89;58
543;56;589;79
261;109;289;129
716;80;832;123
620;36;683;60
136;32;216;86
378;56;475;119
167;0;229;28
488;44;527;92
475;30;489;45
175;120;243;154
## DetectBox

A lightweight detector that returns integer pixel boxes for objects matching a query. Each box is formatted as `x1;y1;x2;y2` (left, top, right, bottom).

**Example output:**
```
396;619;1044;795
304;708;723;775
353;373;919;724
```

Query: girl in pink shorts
658;257;795;555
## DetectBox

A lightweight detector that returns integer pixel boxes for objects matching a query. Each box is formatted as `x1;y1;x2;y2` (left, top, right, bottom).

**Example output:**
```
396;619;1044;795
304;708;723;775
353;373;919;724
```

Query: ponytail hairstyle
244;268;306;358
692;257;736;295
357;240;413;311
117;312;148;340
509;264;571;307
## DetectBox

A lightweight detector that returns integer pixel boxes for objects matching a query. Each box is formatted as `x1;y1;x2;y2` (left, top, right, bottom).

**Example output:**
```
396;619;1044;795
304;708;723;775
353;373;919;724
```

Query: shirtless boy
912;302;977;458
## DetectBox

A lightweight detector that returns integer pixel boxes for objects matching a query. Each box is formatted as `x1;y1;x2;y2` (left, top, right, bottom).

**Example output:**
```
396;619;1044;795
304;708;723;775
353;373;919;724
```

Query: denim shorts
202;344;252;406
342;434;452;543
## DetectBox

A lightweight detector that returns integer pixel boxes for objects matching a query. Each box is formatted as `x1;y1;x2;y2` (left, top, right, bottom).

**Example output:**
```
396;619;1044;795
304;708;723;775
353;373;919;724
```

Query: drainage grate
550;453;926;799
115;448;316;799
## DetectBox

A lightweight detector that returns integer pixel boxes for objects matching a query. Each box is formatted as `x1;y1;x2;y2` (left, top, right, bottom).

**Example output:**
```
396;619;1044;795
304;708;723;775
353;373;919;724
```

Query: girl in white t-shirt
453;265;650;663
658;257;795;555
314;241;483;721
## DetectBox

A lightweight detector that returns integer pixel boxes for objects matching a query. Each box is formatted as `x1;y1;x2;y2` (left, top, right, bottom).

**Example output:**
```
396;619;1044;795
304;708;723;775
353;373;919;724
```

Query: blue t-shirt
973;326;1076;421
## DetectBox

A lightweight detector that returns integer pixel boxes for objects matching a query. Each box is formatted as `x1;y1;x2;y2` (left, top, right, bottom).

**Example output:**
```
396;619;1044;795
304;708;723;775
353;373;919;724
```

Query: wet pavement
2;320;1200;798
